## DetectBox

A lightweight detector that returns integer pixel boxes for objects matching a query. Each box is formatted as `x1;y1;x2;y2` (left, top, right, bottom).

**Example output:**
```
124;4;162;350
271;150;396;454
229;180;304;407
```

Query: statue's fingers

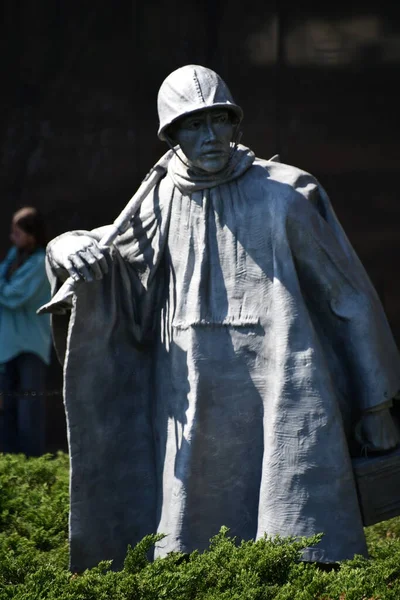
69;254;93;282
381;418;400;449
82;248;105;280
65;257;84;282
89;245;109;276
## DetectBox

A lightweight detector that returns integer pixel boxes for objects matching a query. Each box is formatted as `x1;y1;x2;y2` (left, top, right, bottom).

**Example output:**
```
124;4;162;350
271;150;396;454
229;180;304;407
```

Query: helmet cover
157;64;243;141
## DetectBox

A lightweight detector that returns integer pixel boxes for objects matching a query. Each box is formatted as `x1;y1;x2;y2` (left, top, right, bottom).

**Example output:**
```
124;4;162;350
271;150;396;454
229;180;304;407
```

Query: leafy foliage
0;452;400;599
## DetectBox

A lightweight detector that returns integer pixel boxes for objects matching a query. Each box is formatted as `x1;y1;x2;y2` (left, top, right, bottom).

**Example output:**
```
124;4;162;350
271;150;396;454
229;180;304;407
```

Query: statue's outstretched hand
48;234;109;283
355;407;400;453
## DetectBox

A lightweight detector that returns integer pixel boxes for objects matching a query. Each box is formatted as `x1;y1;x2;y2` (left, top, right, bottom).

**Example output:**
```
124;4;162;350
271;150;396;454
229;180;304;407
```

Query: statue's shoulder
241;155;320;214
133;172;173;223
251;156;318;189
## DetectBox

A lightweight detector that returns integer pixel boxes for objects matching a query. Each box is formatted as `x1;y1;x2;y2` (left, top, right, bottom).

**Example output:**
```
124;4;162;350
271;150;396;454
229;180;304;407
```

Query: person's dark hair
13;206;47;249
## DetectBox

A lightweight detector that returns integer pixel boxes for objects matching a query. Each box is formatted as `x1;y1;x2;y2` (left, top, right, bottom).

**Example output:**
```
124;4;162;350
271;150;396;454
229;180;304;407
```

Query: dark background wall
1;1;400;450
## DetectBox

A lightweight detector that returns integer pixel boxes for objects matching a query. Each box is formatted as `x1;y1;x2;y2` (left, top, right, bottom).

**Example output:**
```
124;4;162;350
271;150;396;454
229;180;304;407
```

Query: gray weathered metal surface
45;66;400;572
353;447;400;526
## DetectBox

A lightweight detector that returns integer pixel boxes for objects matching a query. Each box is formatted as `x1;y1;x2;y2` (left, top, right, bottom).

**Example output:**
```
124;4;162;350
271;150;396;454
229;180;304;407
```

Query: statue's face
171;108;235;173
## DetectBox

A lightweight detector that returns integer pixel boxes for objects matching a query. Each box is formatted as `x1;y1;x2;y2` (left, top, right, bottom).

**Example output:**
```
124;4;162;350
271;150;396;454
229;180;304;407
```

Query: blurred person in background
0;207;51;456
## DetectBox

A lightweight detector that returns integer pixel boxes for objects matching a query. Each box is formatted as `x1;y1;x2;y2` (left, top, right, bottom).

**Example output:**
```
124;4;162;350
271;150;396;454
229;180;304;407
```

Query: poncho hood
157;65;243;141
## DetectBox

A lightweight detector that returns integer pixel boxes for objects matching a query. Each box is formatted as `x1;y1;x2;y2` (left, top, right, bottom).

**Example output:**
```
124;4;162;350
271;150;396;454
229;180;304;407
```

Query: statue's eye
213;113;228;124
186;120;202;130
178;116;203;132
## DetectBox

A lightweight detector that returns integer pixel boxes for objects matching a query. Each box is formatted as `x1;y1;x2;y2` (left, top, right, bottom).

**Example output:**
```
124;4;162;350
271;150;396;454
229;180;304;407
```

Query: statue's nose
204;117;218;141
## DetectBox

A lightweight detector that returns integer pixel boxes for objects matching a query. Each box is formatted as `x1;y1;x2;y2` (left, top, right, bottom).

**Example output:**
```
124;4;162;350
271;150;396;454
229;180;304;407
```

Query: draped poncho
47;146;400;571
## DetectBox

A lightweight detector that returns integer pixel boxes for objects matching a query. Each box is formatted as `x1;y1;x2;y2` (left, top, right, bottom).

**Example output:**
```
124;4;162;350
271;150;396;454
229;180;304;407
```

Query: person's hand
48;234;109;282
355;407;400;452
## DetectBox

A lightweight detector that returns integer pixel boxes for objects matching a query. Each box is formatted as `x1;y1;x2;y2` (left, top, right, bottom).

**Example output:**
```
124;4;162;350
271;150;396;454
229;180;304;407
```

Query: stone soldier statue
45;65;400;571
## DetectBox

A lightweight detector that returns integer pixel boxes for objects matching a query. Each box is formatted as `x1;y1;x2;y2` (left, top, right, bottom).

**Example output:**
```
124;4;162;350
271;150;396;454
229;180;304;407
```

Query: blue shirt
0;247;52;365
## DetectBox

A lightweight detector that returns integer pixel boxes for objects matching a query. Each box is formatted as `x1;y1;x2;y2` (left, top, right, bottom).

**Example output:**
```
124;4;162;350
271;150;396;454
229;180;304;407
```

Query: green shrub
0;452;400;599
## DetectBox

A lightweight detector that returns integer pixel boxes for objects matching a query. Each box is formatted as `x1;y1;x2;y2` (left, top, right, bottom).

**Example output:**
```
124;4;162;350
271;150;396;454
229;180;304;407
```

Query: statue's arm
286;195;400;451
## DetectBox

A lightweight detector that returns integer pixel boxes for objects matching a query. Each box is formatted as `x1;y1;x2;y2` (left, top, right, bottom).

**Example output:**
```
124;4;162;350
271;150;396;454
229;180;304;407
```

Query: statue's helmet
157;65;243;141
